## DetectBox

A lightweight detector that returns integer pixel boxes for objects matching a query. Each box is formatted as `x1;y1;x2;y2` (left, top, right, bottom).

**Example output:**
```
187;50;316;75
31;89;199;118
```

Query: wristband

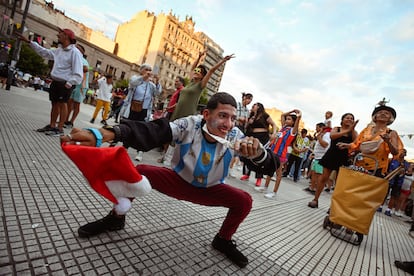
102;125;121;143
251;149;268;164
85;128;103;147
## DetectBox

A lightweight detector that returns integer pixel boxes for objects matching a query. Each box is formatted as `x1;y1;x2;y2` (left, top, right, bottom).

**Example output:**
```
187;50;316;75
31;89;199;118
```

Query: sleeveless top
319;127;353;171
170;81;203;121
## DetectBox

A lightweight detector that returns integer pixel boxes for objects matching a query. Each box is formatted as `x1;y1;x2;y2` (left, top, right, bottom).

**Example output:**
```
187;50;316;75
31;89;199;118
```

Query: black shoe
304;187;315;194
212;234;248;268
78;211;125;238
395;261;414;274
90;118;95;124
308;200;318;208
100;120;108;126
36;124;53;132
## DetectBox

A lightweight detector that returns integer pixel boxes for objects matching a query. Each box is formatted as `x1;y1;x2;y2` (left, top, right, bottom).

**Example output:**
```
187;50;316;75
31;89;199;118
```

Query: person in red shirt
157;76;185;163
164;76;185;120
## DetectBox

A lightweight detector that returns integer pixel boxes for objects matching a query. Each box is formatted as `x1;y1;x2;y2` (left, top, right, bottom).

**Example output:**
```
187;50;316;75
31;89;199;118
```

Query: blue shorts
70;85;85;103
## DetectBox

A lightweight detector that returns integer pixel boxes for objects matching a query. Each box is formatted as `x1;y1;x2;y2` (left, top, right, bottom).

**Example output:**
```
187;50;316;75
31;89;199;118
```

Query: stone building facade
1;0;139;83
1;0;225;97
114;10;225;96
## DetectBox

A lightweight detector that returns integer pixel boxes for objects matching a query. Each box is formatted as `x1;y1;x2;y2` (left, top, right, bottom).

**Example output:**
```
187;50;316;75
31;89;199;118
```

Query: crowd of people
17;26;413;272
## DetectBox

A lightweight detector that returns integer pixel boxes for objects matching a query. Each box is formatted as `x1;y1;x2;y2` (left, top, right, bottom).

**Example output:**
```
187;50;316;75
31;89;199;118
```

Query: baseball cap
58;28;76;41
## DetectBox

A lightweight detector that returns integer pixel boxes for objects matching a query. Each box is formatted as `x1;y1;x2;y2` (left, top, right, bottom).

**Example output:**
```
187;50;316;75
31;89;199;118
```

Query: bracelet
251;147;268;164
85;128;103;147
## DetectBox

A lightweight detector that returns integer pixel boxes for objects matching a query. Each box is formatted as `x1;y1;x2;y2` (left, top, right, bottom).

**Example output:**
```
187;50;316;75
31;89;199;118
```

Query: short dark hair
316;122;326;128
105;74;113;79
206;92;237;110
197;65;208;76
176;76;185;84
242;92;253;100
285;113;297;123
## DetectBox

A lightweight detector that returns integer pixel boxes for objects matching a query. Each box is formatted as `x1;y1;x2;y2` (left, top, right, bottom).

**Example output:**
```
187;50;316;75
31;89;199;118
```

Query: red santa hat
61;144;151;214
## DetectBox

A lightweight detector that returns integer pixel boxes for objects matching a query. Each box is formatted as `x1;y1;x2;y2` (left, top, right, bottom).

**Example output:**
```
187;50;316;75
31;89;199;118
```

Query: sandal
308;200;318;208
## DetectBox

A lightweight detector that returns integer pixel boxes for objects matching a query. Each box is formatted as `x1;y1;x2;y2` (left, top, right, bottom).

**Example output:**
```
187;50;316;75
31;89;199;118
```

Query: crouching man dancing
61;92;279;268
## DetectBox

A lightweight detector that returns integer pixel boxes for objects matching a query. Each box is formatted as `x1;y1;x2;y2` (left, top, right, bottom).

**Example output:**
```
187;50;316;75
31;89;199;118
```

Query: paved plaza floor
0;86;413;275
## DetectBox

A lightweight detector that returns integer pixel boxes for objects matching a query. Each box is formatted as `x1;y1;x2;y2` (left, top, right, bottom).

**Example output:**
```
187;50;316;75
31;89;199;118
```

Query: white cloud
48;0;414;158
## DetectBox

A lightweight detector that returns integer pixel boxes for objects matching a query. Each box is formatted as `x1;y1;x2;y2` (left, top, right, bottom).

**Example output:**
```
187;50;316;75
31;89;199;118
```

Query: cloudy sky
53;0;414;159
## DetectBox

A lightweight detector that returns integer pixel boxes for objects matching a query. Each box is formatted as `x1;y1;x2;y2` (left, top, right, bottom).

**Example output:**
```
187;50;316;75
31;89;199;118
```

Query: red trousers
137;164;253;240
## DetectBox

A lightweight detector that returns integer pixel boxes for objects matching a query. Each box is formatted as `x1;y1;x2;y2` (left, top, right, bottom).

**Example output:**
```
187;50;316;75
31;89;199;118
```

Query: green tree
114;78;128;89
12;41;49;76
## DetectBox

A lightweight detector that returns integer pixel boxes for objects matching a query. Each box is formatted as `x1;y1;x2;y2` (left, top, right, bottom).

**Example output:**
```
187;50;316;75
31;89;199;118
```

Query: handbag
330;163;403;234
130;83;148;112
130;100;143;112
360;138;383;154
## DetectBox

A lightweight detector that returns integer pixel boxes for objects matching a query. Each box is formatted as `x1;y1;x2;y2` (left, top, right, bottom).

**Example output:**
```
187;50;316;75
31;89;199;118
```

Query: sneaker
51;130;65;137
211;234;248;268
254;186;265;192
90;118;95;124
45;128;63;136
384;209;392;216
395;211;403;217
100;120;108;126
78;210;125;238
240;175;249;181
229;169;236;178
264;192;275;199
377;206;383;212
36;124;53;132
255;178;262;187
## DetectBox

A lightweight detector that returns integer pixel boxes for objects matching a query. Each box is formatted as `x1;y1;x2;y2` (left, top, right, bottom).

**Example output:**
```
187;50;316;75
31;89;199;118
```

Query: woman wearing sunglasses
170;50;235;121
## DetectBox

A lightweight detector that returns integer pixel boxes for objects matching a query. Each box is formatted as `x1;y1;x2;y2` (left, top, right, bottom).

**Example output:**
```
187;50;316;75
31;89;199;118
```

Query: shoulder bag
131;83;148;112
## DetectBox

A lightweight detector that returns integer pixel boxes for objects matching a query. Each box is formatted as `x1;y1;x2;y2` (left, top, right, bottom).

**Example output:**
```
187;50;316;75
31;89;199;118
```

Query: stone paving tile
1;87;414;275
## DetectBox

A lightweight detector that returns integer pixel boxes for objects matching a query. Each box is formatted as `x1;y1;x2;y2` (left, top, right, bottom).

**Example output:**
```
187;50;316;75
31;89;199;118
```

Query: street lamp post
5;0;31;91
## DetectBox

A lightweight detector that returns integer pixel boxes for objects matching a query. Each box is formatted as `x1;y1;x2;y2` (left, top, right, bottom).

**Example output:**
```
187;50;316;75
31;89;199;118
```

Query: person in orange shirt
337;102;403;177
